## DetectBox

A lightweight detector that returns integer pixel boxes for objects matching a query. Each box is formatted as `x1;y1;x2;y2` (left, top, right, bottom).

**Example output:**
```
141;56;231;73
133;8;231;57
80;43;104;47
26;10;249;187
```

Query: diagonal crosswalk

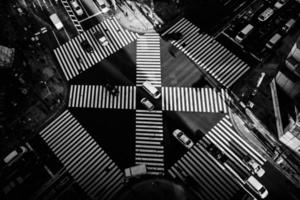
162;87;228;113
68;85;136;109
162;18;250;88
135;110;164;175
136;31;161;87
39;110;123;200
168;141;241;200
206;115;266;176
54;17;139;81
61;0;84;34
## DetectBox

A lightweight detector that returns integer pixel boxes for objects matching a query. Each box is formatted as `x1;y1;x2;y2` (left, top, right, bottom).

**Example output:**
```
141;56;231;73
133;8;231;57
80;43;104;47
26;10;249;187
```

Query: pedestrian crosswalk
162;87;228;113
161;18;250;89
135;110;164;175
168;141;241;200
136;31;161;87
39;110;124;200
54;17;139;81
68;85;136;109
206;115;266;175
61;0;84;34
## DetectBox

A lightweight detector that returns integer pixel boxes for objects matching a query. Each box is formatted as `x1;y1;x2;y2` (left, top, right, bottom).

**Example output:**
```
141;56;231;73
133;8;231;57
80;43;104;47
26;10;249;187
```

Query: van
49;13;63;30
265;33;282;49
124;164;147;178
142;81;161;99
235;24;254;43
282;18;296;33
246;176;268;199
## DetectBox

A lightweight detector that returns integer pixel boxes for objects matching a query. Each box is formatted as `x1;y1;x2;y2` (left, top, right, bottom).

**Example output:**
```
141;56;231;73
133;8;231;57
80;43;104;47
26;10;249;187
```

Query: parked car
105;83;119;96
258;7;274;22
3;146;28;165
80;40;93;53
274;0;289;9
244;156;265;177
265;33;282;49
70;0;84;16
93;30;109;46
173;129;194;149
281;18;296;33
235;24;254;43
140;98;154;110
245;176;268;199
142;81;161;99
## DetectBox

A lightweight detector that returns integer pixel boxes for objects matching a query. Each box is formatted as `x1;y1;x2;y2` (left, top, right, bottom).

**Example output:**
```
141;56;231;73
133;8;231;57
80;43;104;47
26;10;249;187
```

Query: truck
49;13;63;30
124;164;147;178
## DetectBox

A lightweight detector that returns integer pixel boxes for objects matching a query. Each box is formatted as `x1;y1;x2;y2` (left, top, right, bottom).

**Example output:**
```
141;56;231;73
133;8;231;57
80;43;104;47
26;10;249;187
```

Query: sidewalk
115;1;154;33
229;104;300;188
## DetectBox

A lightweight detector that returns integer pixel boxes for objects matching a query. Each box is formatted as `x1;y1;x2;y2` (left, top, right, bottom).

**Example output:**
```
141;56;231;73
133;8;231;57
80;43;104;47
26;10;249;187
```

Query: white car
140;98;154;110
95;0;110;13
142;81;161;99
274;0;289;9
3;146;27;165
173;129;194;149
246;159;265;177
246;176;268;199
70;0;84;16
258;8;274;22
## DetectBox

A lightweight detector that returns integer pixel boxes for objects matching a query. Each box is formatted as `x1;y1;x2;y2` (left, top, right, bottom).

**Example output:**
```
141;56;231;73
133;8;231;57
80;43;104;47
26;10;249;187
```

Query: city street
2;0;300;200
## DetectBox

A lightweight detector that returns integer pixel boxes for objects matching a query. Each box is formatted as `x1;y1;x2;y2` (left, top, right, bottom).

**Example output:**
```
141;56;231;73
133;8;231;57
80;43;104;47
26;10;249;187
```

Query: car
93;30;109;46
281;18;296;33
140;98;154;110
94;0;110;13
235;24;254;43
172;129;194;149
142;81;161;99
258;7;274;22
105;83;119;96
70;0;84;16
207;143;228;163
163;32;183;41
244;157;265;177
265;33;282;49
49;13;64;30
274;0;289;9
245;176;268;199
3;146;28;165
80;40;93;53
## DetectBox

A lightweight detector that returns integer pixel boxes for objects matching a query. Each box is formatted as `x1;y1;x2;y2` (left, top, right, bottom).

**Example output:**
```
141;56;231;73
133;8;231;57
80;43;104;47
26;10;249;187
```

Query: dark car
105;83;119;96
207;143;228;163
80;40;93;53
163;32;183;41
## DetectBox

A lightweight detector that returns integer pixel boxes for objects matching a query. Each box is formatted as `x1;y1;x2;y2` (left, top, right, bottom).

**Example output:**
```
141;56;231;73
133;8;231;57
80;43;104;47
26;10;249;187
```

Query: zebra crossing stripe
208;115;266;165
54;17;139;81
136;31;161;87
61;0;84;34
162;87;228;113
68;85;136;110
39;110;123;200
135;110;164;175
162;18;250;89
168;141;241;200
